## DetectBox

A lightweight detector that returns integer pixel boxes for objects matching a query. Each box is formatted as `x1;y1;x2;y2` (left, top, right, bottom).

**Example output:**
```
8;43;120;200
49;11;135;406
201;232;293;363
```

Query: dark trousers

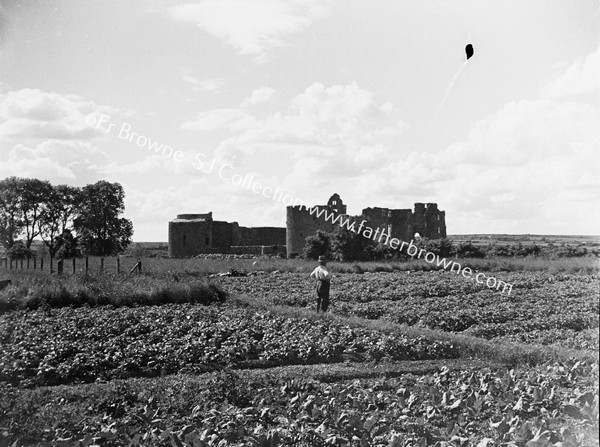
316;280;330;312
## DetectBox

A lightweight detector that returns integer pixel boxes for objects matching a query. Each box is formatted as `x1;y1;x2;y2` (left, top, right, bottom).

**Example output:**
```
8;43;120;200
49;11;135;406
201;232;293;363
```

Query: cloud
95;155;196;178
182;83;408;181
182;75;225;93
0;88;114;141
170;0;330;61
360;99;600;234
541;45;600;98
0;140;109;184
181;108;247;132
240;87;276;107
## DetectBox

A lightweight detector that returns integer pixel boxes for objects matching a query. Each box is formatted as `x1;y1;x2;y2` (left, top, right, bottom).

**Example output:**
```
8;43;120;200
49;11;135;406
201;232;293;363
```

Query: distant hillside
448;234;599;247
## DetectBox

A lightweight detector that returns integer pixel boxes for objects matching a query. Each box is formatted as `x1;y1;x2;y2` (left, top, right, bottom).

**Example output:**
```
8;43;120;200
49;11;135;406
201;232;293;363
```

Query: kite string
432;60;468;123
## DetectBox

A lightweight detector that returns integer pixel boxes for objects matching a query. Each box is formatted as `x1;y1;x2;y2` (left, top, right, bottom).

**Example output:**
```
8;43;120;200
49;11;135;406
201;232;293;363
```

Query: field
0;254;598;446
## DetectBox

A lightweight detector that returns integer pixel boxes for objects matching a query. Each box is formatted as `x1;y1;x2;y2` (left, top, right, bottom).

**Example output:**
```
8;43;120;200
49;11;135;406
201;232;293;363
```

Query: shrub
330;227;377;262
6;242;36;260
415;238;455;258
303;230;332;260
456;242;485;258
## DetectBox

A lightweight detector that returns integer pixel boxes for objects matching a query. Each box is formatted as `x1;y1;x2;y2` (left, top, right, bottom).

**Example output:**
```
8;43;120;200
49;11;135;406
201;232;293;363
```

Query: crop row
0;303;458;387
1;360;597;446
219;271;599;350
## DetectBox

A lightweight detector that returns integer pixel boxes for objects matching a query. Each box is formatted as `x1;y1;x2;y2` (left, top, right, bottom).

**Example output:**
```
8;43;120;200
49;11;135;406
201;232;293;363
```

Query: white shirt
310;265;331;281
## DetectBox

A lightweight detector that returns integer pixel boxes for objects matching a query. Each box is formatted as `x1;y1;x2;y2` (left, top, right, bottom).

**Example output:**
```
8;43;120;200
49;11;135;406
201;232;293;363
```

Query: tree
303;227;380;262
303;230;332;260
6;241;36;260
330;226;376;262
74;181;133;256
55;229;81;259
39;184;82;258
17;178;53;249
0;177;23;249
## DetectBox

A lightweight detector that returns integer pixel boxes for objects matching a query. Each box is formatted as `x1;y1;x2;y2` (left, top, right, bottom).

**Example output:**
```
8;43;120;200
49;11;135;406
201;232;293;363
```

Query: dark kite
465;44;474;60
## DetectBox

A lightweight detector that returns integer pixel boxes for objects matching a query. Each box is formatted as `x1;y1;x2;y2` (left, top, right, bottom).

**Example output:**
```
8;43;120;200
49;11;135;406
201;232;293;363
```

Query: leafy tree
39;184;82;258
6;241;36;260
0;177;23;249
330;226;376;262
17;178;53;249
74;181;133;256
55;229;81;259
303;230;332;260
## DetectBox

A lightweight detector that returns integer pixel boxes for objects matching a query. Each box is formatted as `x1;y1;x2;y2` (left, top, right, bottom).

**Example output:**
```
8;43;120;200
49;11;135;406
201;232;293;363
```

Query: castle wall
286;205;337;257
390;209;414;241
285;196;447;257
212;220;234;250
238;227;286;246
168;220;212;257
168;214;286;258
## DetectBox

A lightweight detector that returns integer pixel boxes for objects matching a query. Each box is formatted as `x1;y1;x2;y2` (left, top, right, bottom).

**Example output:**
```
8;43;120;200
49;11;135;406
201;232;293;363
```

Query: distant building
285;194;446;257
168;212;286;257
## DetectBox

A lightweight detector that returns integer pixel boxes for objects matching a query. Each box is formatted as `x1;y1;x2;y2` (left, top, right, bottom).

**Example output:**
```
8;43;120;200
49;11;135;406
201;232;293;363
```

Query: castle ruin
168;212;286;257
285;194;447;257
168;194;446;257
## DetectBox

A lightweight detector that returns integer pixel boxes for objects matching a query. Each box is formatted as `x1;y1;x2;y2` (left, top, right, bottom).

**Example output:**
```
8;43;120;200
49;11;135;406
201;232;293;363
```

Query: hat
318;255;327;262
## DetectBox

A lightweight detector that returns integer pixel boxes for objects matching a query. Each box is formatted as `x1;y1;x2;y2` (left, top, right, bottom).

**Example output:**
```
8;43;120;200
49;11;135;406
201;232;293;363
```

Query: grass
3;254;597;278
143;255;600;276
0;272;227;312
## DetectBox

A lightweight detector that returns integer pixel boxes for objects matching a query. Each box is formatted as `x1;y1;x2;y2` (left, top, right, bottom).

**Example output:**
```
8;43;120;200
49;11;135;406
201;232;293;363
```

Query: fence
0;256;142;276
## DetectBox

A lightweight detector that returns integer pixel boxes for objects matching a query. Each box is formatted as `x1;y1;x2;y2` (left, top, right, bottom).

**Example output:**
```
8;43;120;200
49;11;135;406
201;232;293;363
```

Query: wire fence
0;256;142;275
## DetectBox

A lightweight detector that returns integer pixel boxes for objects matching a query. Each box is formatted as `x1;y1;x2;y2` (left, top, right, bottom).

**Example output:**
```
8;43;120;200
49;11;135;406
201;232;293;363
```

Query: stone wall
168;213;286;258
237;227;286;246
168;218;212;257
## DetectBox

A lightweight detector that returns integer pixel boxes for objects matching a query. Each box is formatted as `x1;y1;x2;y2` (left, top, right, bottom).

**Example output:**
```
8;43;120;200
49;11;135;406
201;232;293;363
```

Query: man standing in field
310;255;331;312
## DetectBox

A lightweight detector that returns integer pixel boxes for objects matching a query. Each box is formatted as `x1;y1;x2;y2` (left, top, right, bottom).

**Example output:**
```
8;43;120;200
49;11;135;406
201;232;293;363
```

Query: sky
0;0;599;241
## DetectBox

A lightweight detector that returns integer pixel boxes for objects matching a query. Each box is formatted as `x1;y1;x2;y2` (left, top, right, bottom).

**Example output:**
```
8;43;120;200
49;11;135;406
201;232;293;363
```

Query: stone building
285;194;446;257
168;194;447;258
168;212;286;257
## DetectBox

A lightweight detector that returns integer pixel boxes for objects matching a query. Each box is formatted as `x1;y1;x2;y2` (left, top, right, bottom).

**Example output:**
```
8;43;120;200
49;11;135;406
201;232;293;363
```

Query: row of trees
0;177;133;259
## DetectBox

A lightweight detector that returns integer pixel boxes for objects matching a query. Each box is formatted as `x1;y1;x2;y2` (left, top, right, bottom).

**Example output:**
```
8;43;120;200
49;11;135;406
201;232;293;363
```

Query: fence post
40;258;44;271
20;259;23;269
116;257;120;274
72;258;76;275
85;257;89;274
128;261;141;276
100;257;104;273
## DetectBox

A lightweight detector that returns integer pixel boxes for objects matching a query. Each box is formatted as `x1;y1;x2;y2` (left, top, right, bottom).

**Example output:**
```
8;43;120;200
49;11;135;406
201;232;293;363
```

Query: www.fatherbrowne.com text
304;205;513;295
